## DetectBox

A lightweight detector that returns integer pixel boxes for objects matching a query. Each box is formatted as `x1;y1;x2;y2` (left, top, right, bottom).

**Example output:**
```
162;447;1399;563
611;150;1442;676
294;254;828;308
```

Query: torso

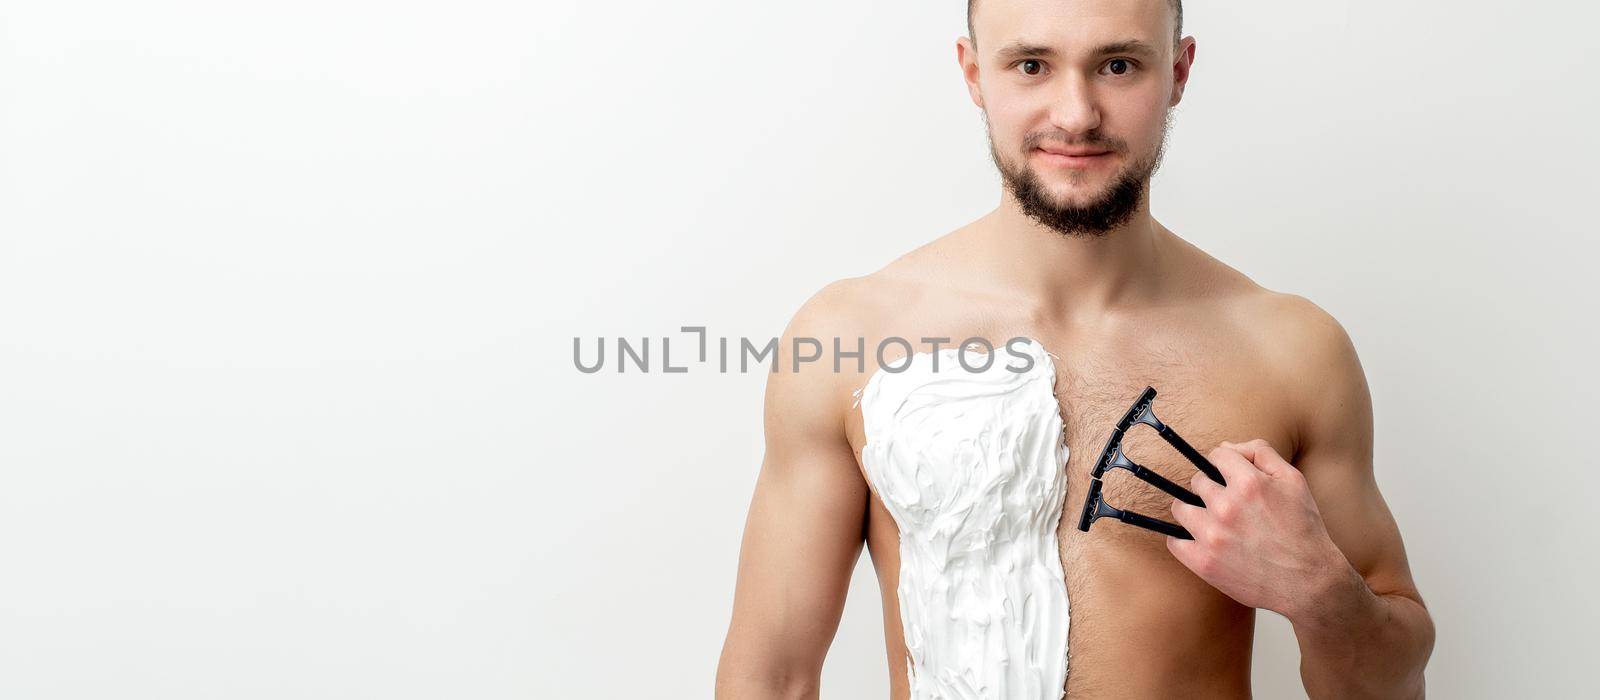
836;224;1301;699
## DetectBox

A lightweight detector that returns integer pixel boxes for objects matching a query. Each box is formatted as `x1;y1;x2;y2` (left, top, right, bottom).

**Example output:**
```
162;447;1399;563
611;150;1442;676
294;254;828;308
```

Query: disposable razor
1076;386;1226;540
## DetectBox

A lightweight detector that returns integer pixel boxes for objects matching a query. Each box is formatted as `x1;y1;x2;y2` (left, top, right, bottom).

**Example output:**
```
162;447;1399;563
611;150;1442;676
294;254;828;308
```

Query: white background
2;1;1596;697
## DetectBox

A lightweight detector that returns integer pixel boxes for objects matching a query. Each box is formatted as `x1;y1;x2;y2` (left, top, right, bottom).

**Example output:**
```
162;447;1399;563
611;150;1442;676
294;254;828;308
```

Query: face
960;0;1195;237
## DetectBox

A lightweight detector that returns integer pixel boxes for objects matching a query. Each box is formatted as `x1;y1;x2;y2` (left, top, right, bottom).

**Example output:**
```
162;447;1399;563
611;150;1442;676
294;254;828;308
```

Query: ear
1170;36;1196;107
957;36;984;109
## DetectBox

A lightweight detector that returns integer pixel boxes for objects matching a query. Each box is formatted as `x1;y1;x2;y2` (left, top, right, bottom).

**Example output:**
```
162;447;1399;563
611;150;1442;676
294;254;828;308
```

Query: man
714;0;1435;697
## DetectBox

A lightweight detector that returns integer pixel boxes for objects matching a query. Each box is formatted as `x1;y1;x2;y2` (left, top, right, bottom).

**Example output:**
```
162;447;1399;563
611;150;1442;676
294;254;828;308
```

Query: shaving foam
860;338;1070;699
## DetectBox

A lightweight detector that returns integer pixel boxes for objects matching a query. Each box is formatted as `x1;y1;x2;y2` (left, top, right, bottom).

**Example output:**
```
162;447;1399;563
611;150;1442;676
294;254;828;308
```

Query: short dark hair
966;0;1184;50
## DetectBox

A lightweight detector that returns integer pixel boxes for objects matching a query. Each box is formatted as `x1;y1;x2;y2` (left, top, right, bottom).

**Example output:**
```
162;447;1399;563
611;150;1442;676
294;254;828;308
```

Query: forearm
1290;565;1436;699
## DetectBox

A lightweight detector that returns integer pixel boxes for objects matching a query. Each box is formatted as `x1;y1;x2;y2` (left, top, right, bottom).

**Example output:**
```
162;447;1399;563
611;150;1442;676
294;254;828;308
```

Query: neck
976;186;1170;321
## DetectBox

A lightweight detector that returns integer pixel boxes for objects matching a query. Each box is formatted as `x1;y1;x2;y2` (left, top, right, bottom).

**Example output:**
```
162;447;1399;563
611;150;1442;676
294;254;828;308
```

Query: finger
1208;442;1264;485
1224;438;1294;478
1166;534;1198;563
1170;497;1207;532
1188;467;1223;504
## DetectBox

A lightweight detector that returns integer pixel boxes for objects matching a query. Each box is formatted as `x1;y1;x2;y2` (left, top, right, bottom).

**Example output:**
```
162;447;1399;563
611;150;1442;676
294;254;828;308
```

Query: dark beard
987;120;1168;239
1001;158;1151;238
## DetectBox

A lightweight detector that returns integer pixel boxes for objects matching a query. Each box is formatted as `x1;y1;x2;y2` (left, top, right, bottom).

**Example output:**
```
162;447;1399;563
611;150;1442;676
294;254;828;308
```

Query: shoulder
1238;291;1362;382
1171;228;1356;375
780;274;897;345
763;272;905;437
1174;238;1361;376
766;239;959;423
1165;230;1350;356
1230;289;1372;462
781;238;954;343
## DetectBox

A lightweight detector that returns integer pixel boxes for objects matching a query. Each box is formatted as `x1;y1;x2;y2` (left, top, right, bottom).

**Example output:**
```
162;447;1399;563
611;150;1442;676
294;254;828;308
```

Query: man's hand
1165;438;1355;621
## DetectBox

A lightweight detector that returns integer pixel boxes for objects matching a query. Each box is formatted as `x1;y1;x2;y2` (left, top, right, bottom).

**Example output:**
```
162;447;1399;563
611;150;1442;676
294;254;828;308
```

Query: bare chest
844;323;1296;695
845;329;1297;500
1053;344;1296;537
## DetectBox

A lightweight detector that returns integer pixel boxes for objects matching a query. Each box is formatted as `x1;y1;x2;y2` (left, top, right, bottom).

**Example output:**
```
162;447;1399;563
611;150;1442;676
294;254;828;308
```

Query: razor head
1090;440;1142;482
1076;477;1195;540
1128;386;1166;433
1115;386;1159;437
1076;478;1122;532
1089;433;1119;480
1089;386;1160;480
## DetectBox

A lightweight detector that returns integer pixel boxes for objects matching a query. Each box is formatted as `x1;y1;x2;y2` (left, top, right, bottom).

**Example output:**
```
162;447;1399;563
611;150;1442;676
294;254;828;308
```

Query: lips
1033;144;1115;169
1036;144;1112;157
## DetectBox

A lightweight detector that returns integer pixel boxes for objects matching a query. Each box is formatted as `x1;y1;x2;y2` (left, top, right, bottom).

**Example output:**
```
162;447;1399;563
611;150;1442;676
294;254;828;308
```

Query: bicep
1291;307;1423;602
723;437;868;671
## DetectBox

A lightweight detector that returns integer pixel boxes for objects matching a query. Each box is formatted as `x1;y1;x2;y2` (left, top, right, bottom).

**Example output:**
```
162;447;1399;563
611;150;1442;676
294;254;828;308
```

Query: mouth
1034;146;1114;168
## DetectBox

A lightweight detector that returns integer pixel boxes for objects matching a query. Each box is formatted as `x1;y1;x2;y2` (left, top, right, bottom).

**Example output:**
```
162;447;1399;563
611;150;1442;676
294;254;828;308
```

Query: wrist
1285;546;1371;632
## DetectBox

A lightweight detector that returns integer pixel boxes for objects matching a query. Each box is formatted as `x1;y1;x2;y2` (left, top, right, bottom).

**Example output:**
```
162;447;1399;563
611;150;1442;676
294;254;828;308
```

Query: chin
1039;176;1113;203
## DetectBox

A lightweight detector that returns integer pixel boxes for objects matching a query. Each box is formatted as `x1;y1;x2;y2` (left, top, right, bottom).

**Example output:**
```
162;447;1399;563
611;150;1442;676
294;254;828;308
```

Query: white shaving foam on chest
859;338;1070;700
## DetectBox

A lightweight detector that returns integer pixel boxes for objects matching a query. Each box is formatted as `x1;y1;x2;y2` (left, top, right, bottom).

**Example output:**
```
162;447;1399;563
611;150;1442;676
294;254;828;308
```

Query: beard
986;113;1171;238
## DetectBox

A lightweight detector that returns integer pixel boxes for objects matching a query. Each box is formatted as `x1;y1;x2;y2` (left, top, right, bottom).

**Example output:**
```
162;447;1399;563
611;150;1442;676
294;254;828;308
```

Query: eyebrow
995;42;1058;61
994;39;1158;61
1096;40;1158;57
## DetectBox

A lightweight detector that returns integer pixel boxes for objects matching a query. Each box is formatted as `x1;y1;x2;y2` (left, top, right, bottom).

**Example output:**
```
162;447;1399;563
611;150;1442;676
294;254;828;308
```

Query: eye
1013;59;1047;77
1102;58;1135;76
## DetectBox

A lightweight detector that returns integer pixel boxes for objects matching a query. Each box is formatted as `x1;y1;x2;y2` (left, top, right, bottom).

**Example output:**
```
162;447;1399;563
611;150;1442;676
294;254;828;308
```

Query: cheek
983;103;1039;148
982;85;1036;124
1101;87;1171;141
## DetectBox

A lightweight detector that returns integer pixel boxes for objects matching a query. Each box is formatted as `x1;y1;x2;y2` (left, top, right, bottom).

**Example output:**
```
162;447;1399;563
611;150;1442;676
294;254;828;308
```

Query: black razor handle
1116;509;1193;540
1157;424;1226;487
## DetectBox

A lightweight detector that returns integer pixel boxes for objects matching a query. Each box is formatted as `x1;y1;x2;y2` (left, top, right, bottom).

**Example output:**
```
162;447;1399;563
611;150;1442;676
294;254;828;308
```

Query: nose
1048;74;1101;137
